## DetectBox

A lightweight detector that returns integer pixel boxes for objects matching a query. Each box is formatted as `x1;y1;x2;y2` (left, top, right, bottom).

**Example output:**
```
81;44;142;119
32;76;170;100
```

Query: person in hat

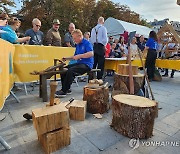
25;18;44;45
45;19;61;46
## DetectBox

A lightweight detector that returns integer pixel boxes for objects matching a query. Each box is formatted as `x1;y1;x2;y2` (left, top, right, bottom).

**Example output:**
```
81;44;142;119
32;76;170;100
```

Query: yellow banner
14;45;75;82
0;39;15;110
105;58;180;72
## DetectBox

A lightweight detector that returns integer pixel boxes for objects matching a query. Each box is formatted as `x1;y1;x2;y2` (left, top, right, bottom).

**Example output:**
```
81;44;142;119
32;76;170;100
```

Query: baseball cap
53;19;60;24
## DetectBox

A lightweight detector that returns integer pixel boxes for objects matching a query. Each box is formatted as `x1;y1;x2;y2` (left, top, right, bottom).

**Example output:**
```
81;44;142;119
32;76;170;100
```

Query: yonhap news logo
129;138;179;149
129;138;140;150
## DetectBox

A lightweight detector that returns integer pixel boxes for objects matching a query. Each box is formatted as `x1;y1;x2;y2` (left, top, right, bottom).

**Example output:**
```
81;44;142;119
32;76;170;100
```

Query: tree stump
113;73;144;95
111;94;157;139
83;87;109;114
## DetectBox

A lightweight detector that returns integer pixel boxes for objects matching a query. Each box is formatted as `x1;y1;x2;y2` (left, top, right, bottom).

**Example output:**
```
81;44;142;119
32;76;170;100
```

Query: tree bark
113;73;144;95
111;94;157;139
83;87;109;114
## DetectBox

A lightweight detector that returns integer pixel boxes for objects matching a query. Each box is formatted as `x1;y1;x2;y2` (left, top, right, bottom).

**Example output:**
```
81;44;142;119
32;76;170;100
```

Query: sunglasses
35;24;41;27
109;38;113;39
13;18;19;21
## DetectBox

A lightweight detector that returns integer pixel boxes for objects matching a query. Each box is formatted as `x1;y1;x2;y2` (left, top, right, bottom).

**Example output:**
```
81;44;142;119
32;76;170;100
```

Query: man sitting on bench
55;29;94;97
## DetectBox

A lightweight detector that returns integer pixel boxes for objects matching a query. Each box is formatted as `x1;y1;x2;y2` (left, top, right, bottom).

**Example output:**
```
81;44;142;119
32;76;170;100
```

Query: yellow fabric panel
105;58;180;72
14;45;75;82
156;59;180;70
0;39;15;110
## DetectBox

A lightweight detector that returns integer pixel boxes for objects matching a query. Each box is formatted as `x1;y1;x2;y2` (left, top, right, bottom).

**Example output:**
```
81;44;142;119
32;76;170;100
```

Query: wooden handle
65;98;74;108
49;81;58;106
127;47;134;94
137;49;155;100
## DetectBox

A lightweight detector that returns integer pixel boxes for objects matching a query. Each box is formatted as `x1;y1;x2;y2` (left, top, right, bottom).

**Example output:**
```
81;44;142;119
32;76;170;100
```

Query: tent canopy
104;17;152;38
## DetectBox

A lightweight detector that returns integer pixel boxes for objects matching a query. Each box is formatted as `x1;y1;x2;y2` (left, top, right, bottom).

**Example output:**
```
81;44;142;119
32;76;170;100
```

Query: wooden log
32;104;69;136
49;81;58;106
66;100;87;121
118;64;138;75
39;127;71;154
111;94;157;139
113;73;144;95
83;86;109;114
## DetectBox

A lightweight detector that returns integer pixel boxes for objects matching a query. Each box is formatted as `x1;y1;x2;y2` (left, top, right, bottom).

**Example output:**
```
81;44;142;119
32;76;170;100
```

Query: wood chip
93;113;102;119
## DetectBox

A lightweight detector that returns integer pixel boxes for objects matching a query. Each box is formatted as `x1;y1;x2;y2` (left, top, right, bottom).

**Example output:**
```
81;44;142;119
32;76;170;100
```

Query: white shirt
90;24;108;46
130;43;138;57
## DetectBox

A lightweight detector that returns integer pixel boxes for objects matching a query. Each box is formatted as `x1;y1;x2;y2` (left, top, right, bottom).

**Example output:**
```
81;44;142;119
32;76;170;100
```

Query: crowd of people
1;13;179;120
0;13;179;97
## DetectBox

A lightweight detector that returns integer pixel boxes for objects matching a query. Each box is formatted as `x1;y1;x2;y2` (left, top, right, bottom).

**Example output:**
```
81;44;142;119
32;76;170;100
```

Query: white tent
104;17;152;38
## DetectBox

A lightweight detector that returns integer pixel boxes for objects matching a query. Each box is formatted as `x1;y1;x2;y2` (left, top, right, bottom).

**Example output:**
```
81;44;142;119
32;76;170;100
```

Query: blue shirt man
74;38;94;69
55;29;94;97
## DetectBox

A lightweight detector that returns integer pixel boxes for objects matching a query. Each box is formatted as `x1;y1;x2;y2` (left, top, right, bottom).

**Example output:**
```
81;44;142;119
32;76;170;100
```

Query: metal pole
10;90;20;103
0;136;11;150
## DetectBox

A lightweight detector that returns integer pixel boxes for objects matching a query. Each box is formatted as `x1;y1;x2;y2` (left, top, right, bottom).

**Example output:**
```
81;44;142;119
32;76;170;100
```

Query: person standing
145;31;158;81
84;31;90;40
130;37;138;58
55;29;94;97
64;23;76;47
45;19;61;46
90;17;108;79
25;18;44;45
137;35;146;51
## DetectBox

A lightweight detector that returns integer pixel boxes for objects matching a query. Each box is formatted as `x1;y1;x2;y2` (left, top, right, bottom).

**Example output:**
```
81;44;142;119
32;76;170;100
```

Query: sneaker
162;74;168;77
23;113;32;120
66;89;72;95
55;90;67;98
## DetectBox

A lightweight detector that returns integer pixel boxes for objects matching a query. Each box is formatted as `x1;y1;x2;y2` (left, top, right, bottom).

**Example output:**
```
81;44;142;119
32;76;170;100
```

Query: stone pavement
0;72;180;154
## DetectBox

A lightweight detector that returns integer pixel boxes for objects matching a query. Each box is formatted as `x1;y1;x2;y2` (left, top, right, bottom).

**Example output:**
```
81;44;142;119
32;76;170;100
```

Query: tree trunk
83;87;109;114
111;94;157;139
113;73;144;95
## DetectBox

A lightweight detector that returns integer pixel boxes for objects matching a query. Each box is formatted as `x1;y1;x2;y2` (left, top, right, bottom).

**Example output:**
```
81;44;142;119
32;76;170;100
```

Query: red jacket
105;43;111;58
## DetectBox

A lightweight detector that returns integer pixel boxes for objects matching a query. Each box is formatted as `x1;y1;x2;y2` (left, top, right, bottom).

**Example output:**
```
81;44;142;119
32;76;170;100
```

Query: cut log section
83;86;109;114
111;94;157;139
39;127;70;154
113;73;144;95
67;100;87;121
118;64;138;75
32;104;69;136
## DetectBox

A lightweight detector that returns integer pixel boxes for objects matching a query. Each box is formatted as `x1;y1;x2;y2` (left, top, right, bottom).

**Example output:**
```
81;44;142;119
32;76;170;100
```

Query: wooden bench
39;68;100;102
39;69;67;102
87;69;101;81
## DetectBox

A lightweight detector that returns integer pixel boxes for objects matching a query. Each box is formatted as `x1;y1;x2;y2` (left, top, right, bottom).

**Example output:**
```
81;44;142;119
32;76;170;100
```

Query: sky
11;0;180;22
112;0;180;22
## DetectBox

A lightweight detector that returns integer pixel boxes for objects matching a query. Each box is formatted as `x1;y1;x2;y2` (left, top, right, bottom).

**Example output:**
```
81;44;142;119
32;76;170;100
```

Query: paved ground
0;72;180;154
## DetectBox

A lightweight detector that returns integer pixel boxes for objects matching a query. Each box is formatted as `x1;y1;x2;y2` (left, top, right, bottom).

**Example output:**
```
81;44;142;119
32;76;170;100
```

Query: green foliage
17;0;150;42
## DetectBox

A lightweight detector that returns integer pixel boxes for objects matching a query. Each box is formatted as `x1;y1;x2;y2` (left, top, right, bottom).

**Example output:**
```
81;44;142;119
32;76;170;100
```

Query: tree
0;0;15;13
18;0;150;42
